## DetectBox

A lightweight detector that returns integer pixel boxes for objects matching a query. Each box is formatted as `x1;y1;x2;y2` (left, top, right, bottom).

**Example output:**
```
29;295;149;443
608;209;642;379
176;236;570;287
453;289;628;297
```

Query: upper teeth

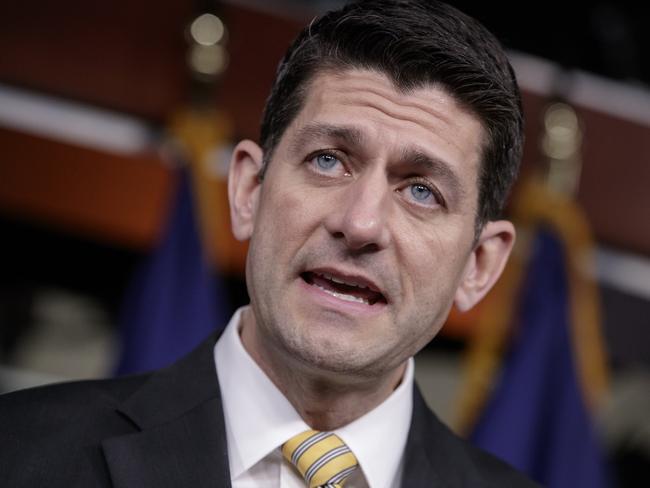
321;273;371;291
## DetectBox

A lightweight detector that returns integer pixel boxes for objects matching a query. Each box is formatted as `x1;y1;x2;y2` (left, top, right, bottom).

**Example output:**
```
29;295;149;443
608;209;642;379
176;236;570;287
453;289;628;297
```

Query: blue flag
115;168;226;375
469;229;611;487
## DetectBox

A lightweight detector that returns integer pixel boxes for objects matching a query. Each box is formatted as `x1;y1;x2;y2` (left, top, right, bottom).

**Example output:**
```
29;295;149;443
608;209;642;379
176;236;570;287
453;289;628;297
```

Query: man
0;1;538;486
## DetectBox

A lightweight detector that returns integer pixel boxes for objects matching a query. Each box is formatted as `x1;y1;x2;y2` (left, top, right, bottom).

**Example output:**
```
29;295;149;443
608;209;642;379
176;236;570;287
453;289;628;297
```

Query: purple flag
115;168;226;375
470;229;612;487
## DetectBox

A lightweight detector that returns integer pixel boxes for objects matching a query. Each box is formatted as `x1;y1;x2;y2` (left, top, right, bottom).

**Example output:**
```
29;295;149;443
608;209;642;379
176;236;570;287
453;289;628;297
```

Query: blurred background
0;1;648;486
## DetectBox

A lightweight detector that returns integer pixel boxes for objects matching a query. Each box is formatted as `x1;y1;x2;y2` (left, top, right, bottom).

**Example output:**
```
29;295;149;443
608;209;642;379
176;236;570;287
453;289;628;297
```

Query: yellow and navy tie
282;430;358;488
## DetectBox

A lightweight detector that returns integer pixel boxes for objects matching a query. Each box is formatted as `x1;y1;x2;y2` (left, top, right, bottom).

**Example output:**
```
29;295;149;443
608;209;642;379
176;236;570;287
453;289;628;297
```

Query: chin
282;331;393;381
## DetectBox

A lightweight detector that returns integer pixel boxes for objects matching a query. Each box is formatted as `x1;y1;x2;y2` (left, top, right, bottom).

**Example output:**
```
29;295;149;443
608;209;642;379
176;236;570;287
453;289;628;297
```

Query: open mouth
301;271;387;306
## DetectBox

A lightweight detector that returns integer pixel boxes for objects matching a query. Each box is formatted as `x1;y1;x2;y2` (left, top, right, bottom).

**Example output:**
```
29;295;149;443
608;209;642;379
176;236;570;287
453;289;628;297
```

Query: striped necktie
282;430;358;488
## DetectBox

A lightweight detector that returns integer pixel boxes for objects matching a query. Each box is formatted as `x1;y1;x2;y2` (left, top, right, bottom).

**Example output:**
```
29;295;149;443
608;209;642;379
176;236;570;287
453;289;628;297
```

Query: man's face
231;69;508;382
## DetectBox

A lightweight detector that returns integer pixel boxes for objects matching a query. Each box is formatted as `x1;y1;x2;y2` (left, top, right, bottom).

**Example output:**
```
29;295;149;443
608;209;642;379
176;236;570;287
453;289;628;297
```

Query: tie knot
282;430;358;488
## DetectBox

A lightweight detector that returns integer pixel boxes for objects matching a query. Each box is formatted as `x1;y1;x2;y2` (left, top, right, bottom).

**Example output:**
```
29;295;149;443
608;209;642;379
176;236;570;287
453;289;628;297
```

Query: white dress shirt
214;306;414;488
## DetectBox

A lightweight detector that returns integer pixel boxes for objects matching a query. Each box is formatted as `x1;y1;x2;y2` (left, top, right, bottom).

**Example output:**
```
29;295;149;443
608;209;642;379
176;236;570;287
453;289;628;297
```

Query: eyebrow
290;122;467;203
289;123;364;154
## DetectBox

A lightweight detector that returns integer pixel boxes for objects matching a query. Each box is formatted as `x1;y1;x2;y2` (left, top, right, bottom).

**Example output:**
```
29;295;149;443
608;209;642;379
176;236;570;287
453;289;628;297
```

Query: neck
239;308;406;431
277;365;405;431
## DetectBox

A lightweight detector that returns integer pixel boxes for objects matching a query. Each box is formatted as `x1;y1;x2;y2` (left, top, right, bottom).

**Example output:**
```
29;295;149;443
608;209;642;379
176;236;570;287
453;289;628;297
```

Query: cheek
281;191;319;228
256;183;322;253
400;225;471;304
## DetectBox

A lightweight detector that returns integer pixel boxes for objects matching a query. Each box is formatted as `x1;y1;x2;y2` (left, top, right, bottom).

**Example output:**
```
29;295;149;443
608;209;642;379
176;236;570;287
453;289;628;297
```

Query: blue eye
410;183;433;202
315;153;339;170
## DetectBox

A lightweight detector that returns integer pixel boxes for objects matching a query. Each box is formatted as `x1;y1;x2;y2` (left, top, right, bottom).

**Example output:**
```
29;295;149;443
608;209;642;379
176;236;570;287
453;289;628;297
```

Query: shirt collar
336;358;413;488
215;306;413;488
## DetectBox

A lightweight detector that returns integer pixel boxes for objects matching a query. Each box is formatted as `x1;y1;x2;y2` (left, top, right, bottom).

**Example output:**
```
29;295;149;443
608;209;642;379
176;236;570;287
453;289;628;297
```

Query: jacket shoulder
406;387;540;487
0;374;149;486
0;374;148;431
460;436;541;487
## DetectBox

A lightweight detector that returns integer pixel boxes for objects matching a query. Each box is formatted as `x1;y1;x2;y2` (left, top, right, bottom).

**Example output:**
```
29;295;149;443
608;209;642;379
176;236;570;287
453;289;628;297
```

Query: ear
228;139;264;241
454;220;516;312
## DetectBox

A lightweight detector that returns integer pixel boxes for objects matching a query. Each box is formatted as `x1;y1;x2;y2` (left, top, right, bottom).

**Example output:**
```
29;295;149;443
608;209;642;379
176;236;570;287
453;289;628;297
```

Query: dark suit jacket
0;332;538;487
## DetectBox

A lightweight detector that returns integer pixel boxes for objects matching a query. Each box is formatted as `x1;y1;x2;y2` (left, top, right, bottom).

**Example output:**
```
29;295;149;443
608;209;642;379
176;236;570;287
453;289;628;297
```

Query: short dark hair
259;0;524;229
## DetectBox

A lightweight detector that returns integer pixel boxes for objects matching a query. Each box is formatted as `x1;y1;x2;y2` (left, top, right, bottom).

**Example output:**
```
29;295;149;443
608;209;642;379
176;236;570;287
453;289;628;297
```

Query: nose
324;171;391;252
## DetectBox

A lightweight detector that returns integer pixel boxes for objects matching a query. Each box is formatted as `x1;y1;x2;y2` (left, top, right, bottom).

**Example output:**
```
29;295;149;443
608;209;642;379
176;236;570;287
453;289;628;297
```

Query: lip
306;267;386;299
298;277;388;316
297;266;389;317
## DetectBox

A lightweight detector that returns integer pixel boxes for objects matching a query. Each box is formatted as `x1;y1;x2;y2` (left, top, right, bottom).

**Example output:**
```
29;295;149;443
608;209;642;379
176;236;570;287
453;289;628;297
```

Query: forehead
296;71;482;160
282;69;485;197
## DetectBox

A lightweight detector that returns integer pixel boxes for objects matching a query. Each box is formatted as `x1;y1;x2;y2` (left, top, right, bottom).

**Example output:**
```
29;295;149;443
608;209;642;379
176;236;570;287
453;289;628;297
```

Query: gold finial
541;102;583;197
187;13;229;81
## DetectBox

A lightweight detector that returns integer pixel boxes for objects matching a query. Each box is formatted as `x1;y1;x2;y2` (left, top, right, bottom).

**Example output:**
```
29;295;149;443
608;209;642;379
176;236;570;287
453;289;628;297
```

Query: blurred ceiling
284;0;650;90
453;1;649;88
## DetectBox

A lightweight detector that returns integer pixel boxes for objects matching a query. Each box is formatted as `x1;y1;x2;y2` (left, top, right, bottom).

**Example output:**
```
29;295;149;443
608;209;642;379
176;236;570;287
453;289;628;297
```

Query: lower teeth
315;284;369;304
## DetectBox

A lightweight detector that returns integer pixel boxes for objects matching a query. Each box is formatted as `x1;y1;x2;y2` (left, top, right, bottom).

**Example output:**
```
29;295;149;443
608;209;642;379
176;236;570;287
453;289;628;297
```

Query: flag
469;228;610;486
114;167;226;375
455;180;612;487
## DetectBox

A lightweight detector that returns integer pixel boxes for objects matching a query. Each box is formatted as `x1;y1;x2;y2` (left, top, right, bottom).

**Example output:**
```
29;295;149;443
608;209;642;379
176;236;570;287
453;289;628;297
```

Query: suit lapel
401;386;451;488
100;335;488;487
102;332;231;488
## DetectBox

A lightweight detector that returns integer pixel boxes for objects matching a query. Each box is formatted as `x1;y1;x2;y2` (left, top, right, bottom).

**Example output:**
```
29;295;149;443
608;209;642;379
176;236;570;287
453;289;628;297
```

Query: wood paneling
215;4;302;140
0;1;303;131
577;109;650;255
0;1;192;121
519;90;650;255
0;127;174;249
